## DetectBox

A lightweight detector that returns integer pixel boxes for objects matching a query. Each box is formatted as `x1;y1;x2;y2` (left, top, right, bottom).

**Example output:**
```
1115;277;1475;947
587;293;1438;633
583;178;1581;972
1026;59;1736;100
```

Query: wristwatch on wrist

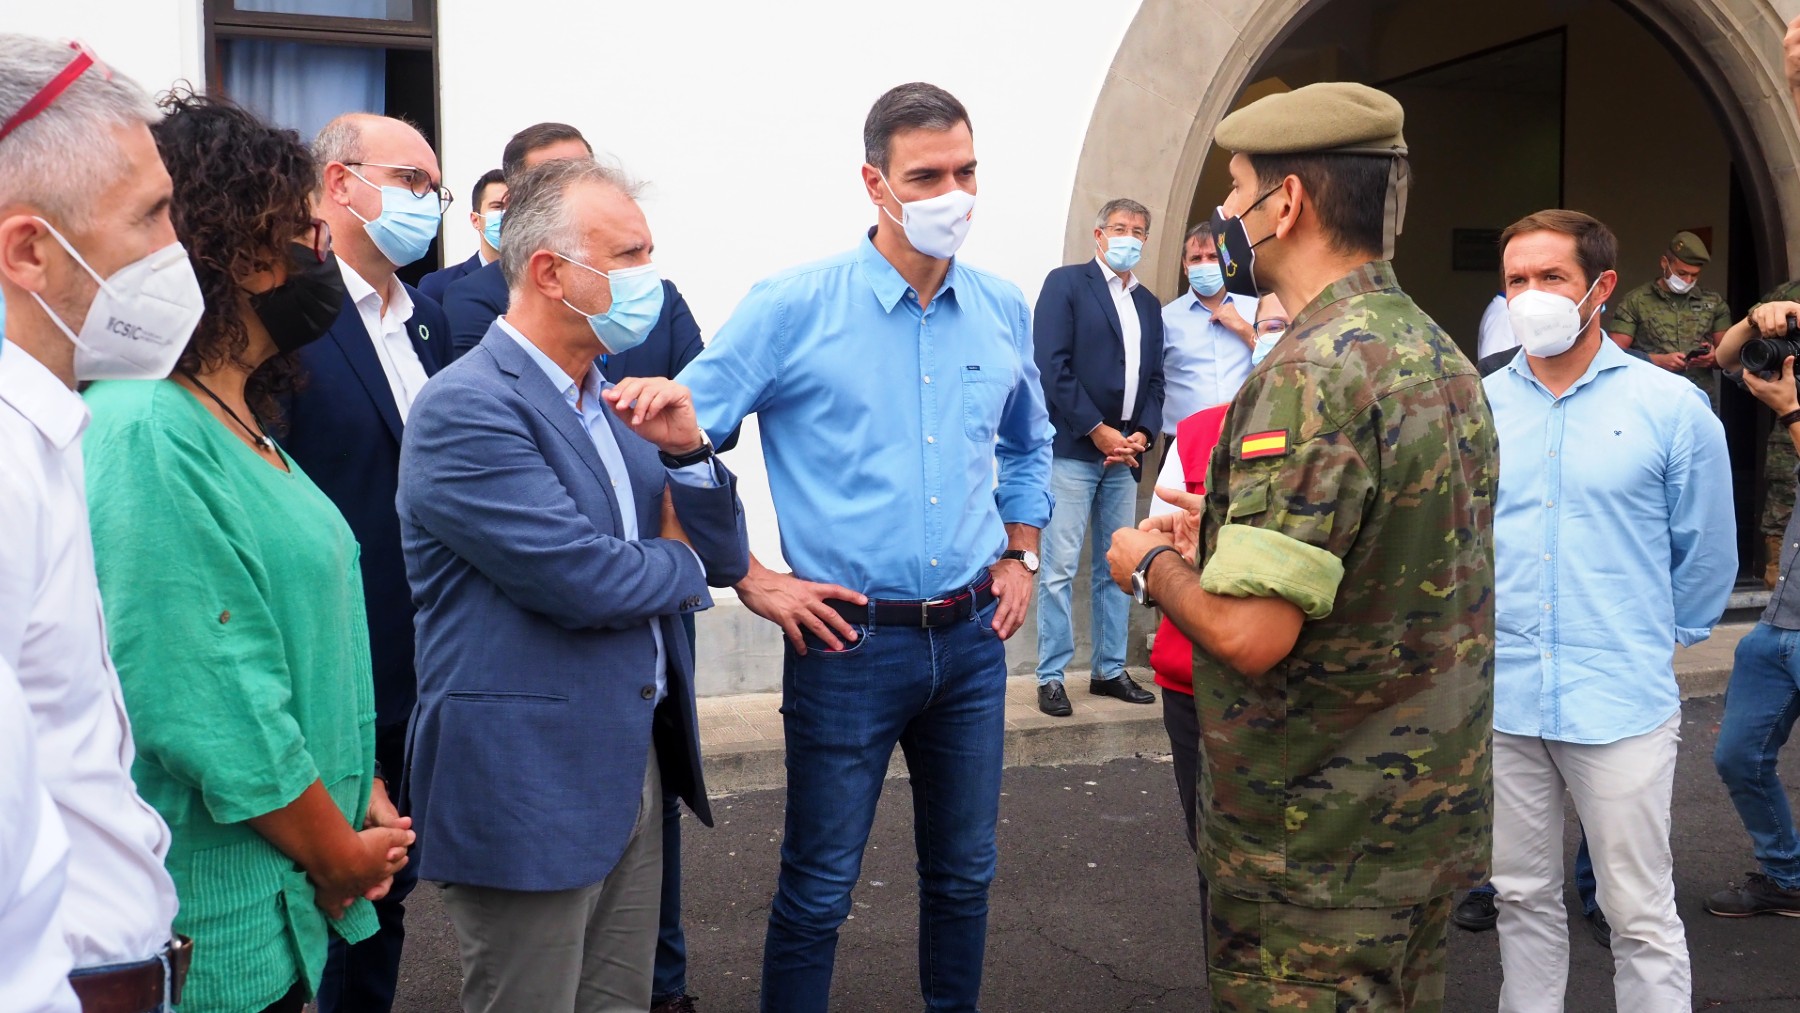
1132;545;1180;608
659;433;715;470
1001;549;1040;574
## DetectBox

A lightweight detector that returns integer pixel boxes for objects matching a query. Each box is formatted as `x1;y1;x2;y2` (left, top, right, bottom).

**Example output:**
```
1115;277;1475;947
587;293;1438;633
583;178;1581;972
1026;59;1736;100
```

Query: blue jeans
762;596;1008;1013
1035;456;1136;685
1713;622;1800;889
1470;834;1598;915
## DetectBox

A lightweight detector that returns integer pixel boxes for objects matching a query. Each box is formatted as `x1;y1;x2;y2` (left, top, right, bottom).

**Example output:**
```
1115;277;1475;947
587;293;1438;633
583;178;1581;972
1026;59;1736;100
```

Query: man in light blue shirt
1159;223;1259;450
1482;210;1735;1013
678;83;1052;1013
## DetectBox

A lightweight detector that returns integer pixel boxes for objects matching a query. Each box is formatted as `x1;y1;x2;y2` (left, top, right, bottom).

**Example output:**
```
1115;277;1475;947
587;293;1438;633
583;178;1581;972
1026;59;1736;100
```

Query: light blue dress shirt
679;232;1054;599
1483;338;1736;744
1159;289;1259;433
500;318;716;704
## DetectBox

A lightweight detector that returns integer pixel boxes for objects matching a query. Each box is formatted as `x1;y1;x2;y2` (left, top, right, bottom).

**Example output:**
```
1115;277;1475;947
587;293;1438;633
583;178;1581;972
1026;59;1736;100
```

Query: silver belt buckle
920;597;946;627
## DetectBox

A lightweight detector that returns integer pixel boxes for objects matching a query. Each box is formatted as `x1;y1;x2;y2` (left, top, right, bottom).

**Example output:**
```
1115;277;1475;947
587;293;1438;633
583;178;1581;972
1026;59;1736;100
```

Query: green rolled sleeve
1202;523;1345;619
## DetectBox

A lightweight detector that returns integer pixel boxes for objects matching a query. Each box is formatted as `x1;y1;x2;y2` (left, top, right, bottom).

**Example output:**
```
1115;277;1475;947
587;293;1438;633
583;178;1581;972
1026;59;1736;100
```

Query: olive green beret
1669;230;1710;266
1215;81;1407;156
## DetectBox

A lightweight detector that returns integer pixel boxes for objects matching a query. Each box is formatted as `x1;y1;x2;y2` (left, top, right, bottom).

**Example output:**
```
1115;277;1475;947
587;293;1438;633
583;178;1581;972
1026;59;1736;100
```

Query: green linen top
83;379;377;1013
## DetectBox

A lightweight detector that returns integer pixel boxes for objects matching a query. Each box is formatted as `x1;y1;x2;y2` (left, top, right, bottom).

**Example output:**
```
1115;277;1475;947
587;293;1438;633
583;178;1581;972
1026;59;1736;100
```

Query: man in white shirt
0;33;185;1012
1159;223;1260;456
1031;198;1166;716
1478;292;1519;359
0;652;79;1013
285;112;452;1013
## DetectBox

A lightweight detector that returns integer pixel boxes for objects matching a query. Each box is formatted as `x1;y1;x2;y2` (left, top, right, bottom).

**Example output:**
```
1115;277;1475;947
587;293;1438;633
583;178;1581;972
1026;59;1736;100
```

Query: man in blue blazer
1031;197;1166;717
284;112;453;1013
418;167;504;304
399;158;749;1011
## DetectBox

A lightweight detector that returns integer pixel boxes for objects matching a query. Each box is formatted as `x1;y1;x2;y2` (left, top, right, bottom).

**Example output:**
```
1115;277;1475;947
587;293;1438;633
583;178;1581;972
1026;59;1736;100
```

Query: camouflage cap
1669;230;1710;266
1215;82;1406;157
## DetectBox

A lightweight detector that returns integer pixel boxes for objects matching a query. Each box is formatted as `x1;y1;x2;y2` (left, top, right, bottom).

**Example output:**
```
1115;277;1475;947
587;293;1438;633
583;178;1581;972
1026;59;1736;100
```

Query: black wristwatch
660;434;715;470
1001;549;1040;574
1132;545;1180;608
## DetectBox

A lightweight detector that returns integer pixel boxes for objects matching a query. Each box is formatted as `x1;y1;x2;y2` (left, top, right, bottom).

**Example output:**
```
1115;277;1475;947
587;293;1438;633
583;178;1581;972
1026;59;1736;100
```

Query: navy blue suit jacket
418;251;483;305
281;282;450;731
398;321;750;892
1032;260;1166;465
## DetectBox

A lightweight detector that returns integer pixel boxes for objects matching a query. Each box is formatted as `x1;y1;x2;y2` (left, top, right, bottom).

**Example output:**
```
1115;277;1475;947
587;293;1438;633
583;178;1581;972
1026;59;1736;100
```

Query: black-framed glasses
1255;317;1289;336
345;161;453;213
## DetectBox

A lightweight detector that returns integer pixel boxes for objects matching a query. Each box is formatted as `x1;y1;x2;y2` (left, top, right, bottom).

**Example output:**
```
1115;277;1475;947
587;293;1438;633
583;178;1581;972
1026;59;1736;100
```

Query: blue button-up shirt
679;232;1054;599
1483;339;1736;744
1159;289;1259;432
500;319;716;705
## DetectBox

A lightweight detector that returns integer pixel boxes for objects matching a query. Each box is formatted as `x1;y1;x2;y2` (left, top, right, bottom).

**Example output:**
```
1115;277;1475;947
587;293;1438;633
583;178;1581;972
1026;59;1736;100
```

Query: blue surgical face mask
347;167;442;267
1250;326;1285;367
1103;235;1143;273
482;211;504;252
556;254;665;355
1188;262;1224;297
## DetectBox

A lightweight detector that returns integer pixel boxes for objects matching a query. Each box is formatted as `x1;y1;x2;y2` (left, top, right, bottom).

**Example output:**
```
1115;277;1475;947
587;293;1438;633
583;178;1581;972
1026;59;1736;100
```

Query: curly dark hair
151;89;314;427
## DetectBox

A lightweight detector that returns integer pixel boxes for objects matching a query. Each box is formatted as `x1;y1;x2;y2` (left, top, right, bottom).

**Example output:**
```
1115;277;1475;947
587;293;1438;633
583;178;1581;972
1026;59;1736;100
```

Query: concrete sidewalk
700;623;1753;794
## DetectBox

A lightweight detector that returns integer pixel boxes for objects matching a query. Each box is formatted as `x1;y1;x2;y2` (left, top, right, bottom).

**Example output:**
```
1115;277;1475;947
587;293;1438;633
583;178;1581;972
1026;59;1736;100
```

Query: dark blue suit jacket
418;251;483;305
281;283;450;731
443;263;736;448
398;321;750;891
1032;259;1166;465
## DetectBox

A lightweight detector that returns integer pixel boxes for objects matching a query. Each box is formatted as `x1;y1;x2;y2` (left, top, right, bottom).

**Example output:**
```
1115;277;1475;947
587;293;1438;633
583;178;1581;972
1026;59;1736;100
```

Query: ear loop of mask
24;216;111;344
1242;182;1288;251
874;169;909;231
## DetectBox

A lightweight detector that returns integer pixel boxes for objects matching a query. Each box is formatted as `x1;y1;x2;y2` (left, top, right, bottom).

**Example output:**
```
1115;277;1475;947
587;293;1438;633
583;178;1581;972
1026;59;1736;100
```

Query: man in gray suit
397;157;749;1013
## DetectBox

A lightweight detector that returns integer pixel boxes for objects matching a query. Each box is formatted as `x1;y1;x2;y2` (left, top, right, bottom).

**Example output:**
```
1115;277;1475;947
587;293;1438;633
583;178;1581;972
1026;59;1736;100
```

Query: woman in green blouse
84;93;413;1013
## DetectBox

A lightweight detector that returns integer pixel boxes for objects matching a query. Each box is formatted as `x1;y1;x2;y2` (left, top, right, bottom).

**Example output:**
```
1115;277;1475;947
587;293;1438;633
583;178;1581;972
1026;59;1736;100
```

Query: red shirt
1150;406;1229;696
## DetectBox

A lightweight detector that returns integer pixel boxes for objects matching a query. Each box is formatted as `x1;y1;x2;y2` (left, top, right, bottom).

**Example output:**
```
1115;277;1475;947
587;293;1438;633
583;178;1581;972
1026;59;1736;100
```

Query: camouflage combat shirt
1609;280;1731;388
1192;260;1498;908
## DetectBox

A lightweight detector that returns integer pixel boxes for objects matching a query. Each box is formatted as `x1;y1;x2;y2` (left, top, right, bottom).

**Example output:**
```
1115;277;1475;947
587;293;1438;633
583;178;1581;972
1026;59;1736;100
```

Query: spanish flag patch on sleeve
1238;430;1290;460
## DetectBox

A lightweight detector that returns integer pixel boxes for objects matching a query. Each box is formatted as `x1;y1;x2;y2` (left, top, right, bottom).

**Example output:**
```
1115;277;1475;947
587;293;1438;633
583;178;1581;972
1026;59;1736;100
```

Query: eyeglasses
0;40;111;144
1101;223;1149;241
345;162;454;213
1255;318;1289;336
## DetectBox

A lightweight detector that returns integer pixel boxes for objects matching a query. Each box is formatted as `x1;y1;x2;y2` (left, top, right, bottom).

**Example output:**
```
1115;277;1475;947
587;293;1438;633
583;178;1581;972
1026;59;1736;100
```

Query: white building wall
11;0;1145;693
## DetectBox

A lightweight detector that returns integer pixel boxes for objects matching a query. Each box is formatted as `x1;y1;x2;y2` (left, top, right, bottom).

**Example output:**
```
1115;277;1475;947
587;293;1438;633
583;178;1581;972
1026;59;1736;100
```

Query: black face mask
1209;183;1284;299
250;246;347;355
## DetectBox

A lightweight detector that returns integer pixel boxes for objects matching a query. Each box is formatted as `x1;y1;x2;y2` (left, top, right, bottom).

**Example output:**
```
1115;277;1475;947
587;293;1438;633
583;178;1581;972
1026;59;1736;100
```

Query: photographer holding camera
1701;299;1800;918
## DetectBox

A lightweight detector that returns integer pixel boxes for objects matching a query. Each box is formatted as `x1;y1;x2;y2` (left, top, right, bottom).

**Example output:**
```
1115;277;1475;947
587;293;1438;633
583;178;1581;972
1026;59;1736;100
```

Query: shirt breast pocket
960;364;1013;443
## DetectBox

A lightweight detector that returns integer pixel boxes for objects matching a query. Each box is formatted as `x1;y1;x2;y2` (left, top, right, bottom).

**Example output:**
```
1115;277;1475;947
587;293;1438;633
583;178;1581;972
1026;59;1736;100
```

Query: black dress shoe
1089;672;1155;704
1452;890;1497;932
1038;681;1073;716
1584;908;1612;948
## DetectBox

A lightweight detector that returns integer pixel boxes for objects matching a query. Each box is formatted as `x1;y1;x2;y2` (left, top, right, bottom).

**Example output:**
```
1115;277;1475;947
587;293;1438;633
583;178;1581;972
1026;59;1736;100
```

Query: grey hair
1184;221;1213;245
0;34;158;228
1096;198;1151;232
310;113;367;172
863;83;971;173
500;157;641;296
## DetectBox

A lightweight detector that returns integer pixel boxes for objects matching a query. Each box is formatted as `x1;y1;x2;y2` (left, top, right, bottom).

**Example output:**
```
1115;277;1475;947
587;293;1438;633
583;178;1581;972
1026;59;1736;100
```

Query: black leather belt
70;936;191;1013
828;574;995;628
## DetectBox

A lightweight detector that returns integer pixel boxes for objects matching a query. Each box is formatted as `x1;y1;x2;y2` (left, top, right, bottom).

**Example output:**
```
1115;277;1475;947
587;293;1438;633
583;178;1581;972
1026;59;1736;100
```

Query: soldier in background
1107;82;1496;1012
1609;231;1732;406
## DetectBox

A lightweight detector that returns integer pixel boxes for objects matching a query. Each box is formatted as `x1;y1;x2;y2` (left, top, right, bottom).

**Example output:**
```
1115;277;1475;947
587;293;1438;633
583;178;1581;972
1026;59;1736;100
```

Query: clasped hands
1091;424;1149;469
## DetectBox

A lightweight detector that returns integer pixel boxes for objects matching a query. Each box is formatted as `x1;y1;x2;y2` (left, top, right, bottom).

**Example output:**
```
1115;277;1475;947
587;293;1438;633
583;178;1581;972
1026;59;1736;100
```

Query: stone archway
1064;0;1800;295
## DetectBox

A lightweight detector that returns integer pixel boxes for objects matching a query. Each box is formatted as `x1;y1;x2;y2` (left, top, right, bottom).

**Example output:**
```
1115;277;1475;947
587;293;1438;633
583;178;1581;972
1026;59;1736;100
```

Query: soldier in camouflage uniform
1608;231;1732;407
1107;82;1495;1012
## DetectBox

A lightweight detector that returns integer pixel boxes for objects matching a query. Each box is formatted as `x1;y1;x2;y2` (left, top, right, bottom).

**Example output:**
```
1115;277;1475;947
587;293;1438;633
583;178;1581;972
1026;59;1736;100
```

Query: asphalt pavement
390;696;1800;1011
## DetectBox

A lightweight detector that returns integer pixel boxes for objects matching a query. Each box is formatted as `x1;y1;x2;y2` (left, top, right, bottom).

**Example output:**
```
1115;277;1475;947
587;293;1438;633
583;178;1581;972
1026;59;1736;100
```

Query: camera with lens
1740;313;1800;379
